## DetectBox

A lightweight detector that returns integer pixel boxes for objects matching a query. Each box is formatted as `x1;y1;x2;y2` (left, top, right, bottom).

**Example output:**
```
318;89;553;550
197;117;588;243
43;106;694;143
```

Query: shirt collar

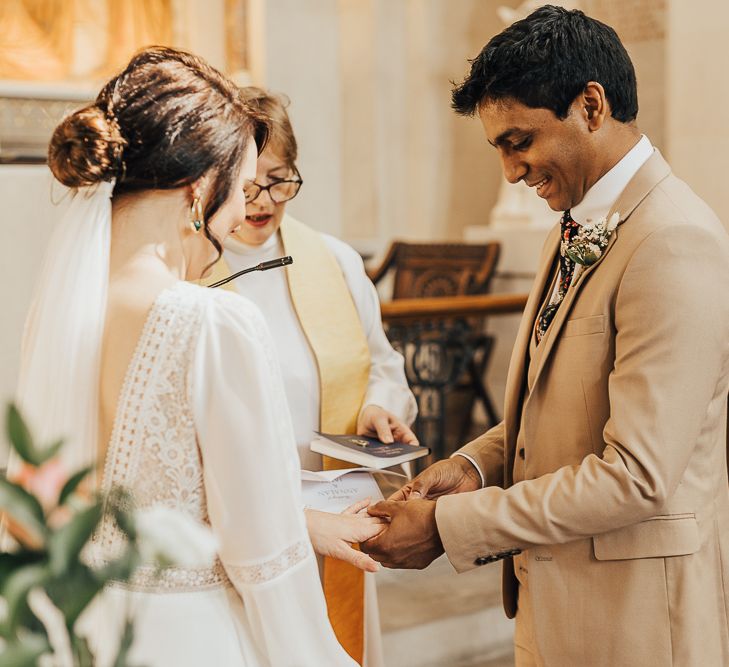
570;134;654;227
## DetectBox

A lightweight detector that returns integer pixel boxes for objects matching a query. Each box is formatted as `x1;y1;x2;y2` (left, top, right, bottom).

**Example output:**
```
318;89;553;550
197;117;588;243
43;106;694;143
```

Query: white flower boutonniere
563;211;620;266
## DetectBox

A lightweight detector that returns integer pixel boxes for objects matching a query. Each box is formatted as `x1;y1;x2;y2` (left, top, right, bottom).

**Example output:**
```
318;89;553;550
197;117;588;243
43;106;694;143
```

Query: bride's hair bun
48;105;125;187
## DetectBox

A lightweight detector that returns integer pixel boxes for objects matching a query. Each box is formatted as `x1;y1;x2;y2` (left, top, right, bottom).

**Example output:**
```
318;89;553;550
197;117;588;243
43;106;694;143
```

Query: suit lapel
502;225;561;461
527;149;673;392
528;228;619;388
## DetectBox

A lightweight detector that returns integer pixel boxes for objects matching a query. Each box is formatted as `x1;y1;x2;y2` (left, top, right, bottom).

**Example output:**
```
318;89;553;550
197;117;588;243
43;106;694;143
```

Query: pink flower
11;457;68;512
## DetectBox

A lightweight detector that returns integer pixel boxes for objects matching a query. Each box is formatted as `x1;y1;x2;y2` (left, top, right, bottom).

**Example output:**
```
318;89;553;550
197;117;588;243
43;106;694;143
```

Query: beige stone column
338;0;378;242
666;0;729;230
264;0;343;238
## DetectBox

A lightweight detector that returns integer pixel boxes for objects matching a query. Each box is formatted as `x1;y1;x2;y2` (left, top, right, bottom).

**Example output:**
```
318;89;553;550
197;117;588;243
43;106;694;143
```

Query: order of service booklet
301;467;405;514
310;432;430;469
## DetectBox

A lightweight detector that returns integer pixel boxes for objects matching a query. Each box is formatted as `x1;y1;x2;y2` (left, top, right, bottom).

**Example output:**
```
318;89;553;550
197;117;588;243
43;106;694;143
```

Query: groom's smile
528;175;552;200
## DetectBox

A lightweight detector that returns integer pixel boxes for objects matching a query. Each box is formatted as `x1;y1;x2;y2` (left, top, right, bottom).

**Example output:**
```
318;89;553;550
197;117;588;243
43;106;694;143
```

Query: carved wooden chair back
368;241;503;458
367;241;501;299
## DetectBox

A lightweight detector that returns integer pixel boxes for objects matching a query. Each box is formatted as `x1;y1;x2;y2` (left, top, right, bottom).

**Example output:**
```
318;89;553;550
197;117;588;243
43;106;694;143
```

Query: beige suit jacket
436;151;729;666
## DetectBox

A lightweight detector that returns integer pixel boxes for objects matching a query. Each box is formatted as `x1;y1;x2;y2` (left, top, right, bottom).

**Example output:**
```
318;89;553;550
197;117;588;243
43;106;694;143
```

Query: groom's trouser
513;551;546;667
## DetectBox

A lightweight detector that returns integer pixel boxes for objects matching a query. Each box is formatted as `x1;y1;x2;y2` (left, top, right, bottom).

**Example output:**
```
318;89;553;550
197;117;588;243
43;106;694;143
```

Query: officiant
207;87;417;667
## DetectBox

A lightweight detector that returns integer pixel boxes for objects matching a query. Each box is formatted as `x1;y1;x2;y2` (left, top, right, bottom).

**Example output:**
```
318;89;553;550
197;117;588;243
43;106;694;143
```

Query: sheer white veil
10;178;115;479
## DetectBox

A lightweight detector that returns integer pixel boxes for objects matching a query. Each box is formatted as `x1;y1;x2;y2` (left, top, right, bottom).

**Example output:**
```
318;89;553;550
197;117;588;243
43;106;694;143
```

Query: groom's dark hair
452;4;638;123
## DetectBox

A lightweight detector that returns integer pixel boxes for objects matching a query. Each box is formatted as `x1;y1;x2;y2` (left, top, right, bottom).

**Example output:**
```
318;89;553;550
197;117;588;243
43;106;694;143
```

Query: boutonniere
563;212;620;266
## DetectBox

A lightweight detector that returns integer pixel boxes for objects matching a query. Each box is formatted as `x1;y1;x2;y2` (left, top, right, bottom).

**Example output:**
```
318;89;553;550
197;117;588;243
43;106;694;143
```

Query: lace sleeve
224;540;311;587
192;291;356;665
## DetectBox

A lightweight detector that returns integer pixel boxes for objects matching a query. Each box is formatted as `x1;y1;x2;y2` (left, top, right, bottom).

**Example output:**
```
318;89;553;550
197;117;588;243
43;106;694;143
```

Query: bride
16;46;384;665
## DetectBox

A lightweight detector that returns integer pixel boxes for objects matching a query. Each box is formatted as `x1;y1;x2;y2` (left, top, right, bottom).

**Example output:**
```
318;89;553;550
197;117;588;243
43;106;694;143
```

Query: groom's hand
389;456;481;501
361;498;443;569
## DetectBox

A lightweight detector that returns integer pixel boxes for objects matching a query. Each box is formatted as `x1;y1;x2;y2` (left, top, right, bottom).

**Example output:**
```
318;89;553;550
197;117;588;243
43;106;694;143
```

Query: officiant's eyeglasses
244;170;303;204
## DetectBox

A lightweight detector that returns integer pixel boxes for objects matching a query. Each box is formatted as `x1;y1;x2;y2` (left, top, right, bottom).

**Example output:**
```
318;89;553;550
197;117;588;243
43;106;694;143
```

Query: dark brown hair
48;46;270;259
452;5;637;122
239;86;297;170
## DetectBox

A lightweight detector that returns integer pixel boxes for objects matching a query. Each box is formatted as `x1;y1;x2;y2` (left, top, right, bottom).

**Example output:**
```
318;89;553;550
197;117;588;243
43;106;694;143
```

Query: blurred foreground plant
0;404;216;666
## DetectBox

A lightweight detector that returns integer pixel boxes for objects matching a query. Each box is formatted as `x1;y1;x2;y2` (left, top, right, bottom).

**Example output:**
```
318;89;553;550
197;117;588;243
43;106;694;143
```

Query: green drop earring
190;197;203;233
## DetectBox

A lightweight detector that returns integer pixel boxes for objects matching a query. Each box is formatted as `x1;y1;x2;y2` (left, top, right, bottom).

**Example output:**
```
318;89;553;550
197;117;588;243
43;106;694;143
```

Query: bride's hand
305;499;387;573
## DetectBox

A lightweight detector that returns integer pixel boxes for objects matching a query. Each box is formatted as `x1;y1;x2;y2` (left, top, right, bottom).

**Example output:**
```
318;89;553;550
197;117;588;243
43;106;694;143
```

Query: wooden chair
368;241;500;300
369;241;502;456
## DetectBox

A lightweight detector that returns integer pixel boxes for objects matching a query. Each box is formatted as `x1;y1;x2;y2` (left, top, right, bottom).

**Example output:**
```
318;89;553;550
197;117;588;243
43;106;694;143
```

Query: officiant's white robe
223;227;417;667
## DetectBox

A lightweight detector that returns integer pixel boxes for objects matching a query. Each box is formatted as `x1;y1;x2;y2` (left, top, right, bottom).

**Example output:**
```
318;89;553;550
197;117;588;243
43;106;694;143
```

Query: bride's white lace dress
81;281;355;666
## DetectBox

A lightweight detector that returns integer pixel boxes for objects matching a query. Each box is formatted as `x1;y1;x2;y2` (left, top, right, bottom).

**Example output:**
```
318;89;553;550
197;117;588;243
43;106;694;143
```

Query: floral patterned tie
536;210;581;344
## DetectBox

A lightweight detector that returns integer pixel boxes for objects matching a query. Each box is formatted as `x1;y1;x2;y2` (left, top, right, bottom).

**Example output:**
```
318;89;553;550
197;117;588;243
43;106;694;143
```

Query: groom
362;6;729;665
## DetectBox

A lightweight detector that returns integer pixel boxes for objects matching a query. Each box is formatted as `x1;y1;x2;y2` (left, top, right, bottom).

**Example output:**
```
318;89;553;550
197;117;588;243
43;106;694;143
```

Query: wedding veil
10;179;115;479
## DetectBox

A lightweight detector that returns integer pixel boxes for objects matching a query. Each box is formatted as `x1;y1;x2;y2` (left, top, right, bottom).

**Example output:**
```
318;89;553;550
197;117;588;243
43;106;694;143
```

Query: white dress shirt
559;134;654;288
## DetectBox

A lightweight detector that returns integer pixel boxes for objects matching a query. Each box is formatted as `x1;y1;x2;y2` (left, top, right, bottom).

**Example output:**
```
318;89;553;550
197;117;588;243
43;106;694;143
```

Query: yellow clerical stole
281;216;371;664
209;216;371;663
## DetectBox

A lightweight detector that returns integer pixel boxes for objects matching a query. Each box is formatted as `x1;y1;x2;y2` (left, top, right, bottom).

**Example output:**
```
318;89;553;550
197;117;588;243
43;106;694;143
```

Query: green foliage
5;405;63;467
106;487;137;541
96;548;140;586
71;634;95;667
58;466;93;506
0;551;43;591
45;564;106;630
112;619;138;667
1;563;50;638
0;478;47;547
49;502;103;576
1;403;150;665
0;554;46;640
0;632;51;667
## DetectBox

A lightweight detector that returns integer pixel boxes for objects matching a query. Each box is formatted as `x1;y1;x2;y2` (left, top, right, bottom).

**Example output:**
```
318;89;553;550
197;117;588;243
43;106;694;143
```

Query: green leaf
48;502;102;576
0;478;47;548
1;563;50;637
5;404;64;467
58;466;93;506
5;405;37;466
107;487;136;541
96;548;140;585
36;439;64;467
0;552;44;593
112;617;135;667
0;633;51;667
45;564;105;629
72;633;95;667
47;550;142;631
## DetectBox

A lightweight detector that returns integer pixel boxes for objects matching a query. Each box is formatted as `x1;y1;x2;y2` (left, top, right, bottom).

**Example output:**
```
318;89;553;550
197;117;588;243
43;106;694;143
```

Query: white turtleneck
223;226;417;471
